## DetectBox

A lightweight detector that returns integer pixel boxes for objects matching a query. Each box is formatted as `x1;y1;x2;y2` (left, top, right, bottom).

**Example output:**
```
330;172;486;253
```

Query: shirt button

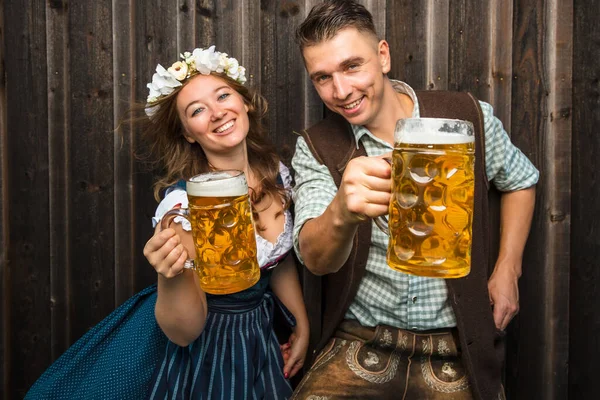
411;296;418;304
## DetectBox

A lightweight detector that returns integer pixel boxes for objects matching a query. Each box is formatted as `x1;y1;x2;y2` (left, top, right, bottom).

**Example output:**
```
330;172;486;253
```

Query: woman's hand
280;327;309;379
143;224;189;279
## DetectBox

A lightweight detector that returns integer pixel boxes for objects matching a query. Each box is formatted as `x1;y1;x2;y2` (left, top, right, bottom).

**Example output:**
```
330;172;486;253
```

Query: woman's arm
144;223;208;346
269;254;310;378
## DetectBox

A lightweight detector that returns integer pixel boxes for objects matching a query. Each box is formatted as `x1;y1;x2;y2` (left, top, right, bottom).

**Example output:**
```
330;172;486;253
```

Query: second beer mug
376;118;475;278
161;170;261;294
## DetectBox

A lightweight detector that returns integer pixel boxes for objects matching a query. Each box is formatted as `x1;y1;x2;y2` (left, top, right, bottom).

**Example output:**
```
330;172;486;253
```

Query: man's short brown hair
295;0;378;50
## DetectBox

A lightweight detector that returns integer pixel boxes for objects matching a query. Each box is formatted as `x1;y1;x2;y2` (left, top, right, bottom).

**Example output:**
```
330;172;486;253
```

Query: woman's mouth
214;120;234;133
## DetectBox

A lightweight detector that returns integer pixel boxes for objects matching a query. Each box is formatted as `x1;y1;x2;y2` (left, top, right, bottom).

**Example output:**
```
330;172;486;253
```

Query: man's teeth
215;121;234;133
343;98;362;109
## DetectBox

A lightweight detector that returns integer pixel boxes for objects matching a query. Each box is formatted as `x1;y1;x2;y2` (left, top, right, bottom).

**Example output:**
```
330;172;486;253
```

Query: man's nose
332;75;351;100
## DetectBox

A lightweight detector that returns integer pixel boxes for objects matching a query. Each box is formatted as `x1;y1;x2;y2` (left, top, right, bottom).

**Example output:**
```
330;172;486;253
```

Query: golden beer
163;170;260;294
386;118;475;278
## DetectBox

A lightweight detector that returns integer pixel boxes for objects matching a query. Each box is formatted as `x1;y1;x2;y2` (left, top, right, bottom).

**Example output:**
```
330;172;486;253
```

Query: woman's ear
183;131;196;144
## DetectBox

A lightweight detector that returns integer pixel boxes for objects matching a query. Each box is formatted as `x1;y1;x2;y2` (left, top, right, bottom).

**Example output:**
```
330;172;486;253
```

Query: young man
290;1;538;399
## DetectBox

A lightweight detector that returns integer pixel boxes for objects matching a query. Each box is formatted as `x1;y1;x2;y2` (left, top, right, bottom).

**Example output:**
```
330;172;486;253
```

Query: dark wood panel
4;1;50;397
570;0;600;397
193;0;217;50
67;1;116;341
46;0;70;362
0;2;8;398
448;0;491;101
489;1;514;131
386;0;429;89
507;1;571;399
133;0;180;292
262;0;321;157
113;0;137;304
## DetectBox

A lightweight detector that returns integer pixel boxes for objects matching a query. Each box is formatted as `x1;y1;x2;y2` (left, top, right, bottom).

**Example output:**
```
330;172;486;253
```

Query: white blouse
152;163;293;270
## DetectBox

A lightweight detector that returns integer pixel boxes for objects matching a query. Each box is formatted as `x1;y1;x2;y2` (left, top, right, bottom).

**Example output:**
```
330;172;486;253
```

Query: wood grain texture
489;0;513;130
46;0;70;365
4;1;51;397
506;1;571;399
448;0;491;101
0;1;8;398
0;1;594;398
570;0;599;397
387;0;429;88
132;0;180;293
67;0;116;343
113;0;136;305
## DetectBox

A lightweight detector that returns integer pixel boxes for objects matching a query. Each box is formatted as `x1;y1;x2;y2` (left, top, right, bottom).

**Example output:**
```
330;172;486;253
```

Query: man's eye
316;75;330;83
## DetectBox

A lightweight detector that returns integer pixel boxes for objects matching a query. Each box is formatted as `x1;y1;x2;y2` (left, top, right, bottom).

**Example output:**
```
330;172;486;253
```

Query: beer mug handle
160;208;196;270
374;215;389;236
374;156;392;236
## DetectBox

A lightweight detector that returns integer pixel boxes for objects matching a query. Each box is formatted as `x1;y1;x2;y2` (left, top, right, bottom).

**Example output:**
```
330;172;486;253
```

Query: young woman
143;46;308;399
25;46;308;400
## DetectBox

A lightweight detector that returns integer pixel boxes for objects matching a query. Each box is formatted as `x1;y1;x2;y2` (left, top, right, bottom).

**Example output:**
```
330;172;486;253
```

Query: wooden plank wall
0;1;593;398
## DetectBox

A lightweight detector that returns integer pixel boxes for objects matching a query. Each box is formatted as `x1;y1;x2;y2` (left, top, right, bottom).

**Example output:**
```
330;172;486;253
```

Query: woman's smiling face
176;74;250;156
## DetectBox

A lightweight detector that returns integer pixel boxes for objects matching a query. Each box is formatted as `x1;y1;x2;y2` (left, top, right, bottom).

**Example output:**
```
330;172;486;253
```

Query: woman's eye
218;93;230;101
191;107;204;117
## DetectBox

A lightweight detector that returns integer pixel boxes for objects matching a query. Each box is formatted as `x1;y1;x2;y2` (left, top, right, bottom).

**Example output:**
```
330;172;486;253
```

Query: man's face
302;27;390;128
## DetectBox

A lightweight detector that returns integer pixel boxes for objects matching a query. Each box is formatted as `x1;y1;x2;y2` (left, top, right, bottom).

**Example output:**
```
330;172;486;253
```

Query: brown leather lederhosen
297;91;504;400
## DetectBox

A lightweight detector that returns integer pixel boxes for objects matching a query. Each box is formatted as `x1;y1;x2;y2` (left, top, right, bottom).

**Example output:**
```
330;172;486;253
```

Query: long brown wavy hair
139;72;290;220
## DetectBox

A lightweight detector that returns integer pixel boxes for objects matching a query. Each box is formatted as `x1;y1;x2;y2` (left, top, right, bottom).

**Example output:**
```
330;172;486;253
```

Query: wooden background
0;0;596;399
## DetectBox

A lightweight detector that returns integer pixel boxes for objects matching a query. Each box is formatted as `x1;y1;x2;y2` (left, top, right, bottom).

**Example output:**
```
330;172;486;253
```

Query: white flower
237;66;247;84
192;46;221;76
145;46;247;117
224;57;241;80
168;61;188;81
146;64;182;102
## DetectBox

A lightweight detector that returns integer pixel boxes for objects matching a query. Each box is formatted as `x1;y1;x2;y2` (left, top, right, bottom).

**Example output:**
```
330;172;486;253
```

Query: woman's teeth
215;120;234;133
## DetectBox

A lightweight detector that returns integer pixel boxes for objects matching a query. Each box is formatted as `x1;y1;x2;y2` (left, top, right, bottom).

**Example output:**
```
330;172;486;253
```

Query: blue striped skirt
147;277;293;400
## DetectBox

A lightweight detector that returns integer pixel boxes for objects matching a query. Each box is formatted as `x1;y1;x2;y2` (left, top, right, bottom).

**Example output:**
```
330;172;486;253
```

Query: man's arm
487;186;536;330
292;138;391;276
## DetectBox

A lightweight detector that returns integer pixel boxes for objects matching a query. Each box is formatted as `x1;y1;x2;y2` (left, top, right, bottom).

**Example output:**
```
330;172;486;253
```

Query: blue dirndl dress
148;271;293;400
24;285;166;399
25;271;293;400
26;164;296;399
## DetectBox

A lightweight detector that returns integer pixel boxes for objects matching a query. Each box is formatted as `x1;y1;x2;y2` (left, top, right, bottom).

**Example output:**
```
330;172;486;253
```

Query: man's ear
378;39;391;74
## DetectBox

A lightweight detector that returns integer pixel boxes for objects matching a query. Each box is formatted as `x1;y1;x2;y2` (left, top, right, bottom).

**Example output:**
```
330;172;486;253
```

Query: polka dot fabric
25;285;166;399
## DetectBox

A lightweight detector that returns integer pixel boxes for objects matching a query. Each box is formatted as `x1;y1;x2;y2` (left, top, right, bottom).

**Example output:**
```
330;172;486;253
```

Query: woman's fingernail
173;203;182;209
284;372;289;379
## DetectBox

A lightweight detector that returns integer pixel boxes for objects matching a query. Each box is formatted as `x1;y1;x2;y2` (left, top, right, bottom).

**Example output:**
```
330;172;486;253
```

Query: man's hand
333;155;392;225
298;154;391;275
487;261;521;330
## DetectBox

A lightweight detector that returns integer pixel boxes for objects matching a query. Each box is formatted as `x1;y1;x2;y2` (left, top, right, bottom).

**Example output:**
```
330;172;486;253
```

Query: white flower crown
145;46;247;117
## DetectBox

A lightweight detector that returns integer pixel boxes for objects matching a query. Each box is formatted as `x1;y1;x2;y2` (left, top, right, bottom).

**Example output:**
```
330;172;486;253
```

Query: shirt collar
350;79;420;148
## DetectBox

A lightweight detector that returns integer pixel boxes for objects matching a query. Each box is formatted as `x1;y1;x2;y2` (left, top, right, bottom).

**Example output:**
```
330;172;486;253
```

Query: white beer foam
399;131;475;145
187;171;247;197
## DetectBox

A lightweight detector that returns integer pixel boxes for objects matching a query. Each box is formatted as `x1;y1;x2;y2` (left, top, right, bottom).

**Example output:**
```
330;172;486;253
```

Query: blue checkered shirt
292;80;539;330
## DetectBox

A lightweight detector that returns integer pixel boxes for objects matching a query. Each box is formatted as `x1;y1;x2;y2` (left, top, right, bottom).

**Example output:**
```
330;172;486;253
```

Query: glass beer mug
161;170;260;294
376;118;475;278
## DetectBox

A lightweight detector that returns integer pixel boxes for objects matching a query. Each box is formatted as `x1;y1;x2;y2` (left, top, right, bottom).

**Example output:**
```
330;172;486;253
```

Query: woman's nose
211;109;225;121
